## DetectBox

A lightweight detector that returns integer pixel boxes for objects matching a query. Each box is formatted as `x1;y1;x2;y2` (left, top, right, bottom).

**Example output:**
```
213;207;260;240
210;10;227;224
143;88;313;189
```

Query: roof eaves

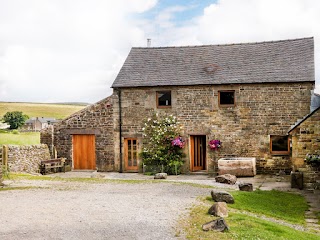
288;105;320;134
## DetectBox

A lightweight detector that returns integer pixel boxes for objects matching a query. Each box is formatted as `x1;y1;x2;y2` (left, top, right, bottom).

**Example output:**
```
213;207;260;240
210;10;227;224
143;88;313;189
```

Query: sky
0;0;319;103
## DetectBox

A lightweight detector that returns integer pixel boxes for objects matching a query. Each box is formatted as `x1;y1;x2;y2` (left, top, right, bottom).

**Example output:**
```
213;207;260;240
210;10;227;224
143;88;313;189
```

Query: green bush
140;113;185;175
12;129;19;134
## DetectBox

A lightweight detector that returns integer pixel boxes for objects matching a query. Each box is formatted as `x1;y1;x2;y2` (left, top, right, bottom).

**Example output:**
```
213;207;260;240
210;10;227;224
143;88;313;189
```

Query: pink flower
209;139;221;151
171;136;185;148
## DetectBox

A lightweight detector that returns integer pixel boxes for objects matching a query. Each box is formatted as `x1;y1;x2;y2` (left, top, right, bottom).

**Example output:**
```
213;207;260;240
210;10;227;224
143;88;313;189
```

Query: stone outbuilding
289;105;320;168
41;37;316;174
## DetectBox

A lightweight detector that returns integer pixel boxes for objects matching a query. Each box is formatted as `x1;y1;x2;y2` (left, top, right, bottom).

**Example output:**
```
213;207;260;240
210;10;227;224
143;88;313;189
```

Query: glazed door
190;135;206;171
72;134;96;170
124;138;139;171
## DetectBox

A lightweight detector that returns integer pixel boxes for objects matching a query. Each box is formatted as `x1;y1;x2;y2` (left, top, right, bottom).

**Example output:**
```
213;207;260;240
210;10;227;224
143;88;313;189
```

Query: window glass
157;91;171;107
219;91;235;105
270;135;289;154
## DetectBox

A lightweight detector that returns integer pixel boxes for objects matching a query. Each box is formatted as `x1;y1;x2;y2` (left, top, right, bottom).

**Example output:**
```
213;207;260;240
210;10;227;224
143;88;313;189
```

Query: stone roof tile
112;37;315;88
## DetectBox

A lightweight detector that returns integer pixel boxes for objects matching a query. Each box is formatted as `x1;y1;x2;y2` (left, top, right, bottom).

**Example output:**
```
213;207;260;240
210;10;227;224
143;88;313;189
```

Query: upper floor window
219;90;235;106
157;91;171;108
270;135;290;155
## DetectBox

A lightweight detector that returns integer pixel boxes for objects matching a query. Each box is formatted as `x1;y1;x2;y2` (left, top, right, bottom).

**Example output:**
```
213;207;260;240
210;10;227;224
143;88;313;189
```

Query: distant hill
0;102;89;120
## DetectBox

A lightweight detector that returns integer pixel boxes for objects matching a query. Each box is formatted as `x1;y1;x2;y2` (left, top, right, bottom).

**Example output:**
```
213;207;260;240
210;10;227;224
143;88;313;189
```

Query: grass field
181;190;319;240
0;102;88;120
0;130;40;146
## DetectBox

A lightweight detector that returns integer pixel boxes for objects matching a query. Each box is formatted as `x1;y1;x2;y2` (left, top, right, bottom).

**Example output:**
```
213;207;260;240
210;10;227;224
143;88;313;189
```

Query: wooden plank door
190;135;206;171
72;134;96;170
124;138;139;171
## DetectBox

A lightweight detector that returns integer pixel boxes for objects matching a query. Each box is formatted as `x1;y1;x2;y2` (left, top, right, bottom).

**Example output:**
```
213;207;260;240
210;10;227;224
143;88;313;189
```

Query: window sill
157;106;172;109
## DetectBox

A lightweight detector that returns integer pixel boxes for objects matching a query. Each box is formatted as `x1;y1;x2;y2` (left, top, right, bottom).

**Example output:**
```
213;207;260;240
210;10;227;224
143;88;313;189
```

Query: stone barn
41;37;316;174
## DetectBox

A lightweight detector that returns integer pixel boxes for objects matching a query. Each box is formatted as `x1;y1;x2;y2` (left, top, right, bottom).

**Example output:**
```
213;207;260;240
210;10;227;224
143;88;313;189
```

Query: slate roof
25;117;58;124
112;37;315;88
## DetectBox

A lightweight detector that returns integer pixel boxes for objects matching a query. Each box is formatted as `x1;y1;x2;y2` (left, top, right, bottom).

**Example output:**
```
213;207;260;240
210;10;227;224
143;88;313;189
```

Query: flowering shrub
171;136;185;148
209;139;221;151
305;154;320;167
140;113;185;174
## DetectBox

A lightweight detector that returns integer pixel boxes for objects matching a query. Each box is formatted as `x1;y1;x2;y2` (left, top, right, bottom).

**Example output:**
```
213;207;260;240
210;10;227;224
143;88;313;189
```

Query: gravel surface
0;180;209;240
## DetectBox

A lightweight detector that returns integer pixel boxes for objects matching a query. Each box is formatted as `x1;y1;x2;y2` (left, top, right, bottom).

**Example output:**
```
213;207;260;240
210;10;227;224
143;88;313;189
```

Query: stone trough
218;157;256;177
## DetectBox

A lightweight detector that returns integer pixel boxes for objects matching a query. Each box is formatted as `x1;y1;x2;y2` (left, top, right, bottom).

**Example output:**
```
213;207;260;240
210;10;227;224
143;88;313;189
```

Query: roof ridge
132;36;314;49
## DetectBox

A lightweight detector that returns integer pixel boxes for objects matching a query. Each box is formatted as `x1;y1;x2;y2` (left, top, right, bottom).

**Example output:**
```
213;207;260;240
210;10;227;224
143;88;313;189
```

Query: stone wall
6;144;50;173
45;95;115;171
290;107;320;190
40;125;54;157
0;147;2;182
116;82;313;173
290;108;320;168
49;82;314;173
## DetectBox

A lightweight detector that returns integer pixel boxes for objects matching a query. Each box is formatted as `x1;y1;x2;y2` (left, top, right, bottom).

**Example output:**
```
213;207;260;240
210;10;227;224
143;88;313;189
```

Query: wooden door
124;138;139;171
72;134;96;170
190;135;206;171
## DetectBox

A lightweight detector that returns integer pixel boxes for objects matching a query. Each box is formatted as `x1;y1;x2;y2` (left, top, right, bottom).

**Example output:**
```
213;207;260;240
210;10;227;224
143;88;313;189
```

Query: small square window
157;91;171;108
219;91;235;106
270;135;290;155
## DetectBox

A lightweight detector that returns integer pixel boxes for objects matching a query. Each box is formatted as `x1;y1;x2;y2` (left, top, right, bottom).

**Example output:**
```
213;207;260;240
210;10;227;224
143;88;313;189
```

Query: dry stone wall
0;147;2;182
7;144;50;173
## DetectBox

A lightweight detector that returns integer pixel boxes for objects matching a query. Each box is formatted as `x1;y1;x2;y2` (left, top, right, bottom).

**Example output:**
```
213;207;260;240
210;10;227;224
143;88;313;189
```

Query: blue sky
0;0;319;103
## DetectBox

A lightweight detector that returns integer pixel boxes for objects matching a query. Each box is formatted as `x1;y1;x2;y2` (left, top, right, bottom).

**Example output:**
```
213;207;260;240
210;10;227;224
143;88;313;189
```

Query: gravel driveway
0;180;210;240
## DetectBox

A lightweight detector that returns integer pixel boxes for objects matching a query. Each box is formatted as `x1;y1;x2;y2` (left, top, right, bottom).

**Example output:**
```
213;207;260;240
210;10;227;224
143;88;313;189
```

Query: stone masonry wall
290;108;320;189
290;108;320;167
0;147;2;182
47;95;116;171
40;125;54;157
7;144;50;173
116;82;314;173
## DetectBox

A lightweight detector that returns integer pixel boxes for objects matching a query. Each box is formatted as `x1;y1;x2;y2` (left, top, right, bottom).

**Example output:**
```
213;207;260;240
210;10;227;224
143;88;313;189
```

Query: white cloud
0;0;157;103
0;0;319;103
149;0;320;92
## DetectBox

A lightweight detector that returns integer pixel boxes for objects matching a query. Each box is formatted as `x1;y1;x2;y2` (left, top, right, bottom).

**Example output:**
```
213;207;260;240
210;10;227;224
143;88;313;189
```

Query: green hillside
0;102;88;120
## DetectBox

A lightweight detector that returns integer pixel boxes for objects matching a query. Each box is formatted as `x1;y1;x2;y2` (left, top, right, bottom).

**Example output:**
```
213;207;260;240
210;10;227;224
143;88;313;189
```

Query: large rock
202;218;229;232
218;158;256;177
208;202;228;217
238;182;253;191
211;190;235;204
215;174;237;185
154;173;167;179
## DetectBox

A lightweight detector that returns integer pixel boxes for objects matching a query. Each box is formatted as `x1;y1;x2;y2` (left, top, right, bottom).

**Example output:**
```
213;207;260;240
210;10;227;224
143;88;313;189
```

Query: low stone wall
303;167;320;190
7;144;50;173
0;147;2;183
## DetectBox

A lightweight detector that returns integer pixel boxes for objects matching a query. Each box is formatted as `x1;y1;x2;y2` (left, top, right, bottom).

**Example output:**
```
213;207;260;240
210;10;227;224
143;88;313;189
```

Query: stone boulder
238;183;253;191
215;174;237;185
154;173;167;179
202;218;229;232
211;190;235;204
208;202;228;217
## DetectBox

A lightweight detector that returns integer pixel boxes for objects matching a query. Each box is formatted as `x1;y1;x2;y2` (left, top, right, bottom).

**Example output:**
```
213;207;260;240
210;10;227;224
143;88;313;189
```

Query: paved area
53;171;320;233
1;171;319;238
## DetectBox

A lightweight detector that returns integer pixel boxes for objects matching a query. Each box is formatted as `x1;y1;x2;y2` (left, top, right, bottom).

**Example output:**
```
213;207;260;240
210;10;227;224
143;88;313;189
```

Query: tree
2;111;29;129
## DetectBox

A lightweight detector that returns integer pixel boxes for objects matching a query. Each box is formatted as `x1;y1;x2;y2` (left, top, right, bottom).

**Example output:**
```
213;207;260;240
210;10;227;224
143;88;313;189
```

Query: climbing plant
140;113;185;174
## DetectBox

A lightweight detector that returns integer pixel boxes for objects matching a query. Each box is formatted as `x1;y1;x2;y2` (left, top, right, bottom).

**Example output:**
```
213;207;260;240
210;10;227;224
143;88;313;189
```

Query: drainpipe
118;89;123;173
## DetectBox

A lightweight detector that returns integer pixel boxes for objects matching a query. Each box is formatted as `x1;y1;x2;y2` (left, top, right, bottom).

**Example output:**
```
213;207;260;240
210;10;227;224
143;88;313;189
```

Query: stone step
306;218;319;224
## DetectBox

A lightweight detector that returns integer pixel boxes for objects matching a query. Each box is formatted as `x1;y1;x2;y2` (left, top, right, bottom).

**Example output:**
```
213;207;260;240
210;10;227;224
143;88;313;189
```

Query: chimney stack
147;38;151;47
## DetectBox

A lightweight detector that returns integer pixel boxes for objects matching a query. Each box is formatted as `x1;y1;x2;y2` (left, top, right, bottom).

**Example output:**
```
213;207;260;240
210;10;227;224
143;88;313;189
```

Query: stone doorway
190;135;207;171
